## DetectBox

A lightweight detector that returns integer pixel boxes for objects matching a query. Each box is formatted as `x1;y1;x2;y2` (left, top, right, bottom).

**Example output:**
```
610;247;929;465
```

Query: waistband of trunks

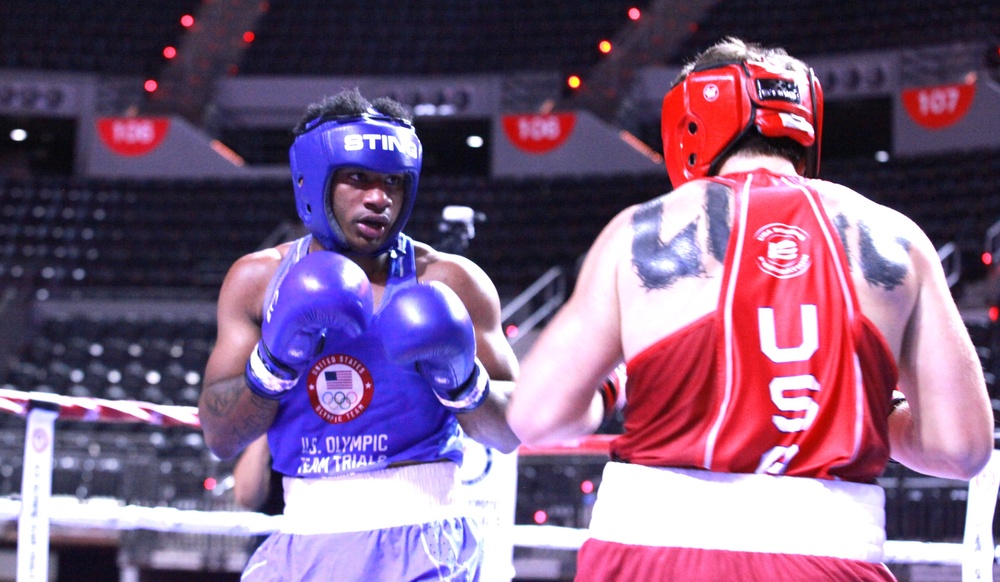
587;462;886;563
281;461;464;534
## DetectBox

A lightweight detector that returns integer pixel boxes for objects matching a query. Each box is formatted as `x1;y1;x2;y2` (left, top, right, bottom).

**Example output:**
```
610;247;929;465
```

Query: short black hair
292;87;412;135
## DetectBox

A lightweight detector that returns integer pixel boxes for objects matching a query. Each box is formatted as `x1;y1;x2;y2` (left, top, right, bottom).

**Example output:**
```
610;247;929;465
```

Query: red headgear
661;59;823;187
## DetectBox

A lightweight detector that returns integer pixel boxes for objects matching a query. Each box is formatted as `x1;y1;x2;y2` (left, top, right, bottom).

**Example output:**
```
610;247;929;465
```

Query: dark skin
199;167;520;460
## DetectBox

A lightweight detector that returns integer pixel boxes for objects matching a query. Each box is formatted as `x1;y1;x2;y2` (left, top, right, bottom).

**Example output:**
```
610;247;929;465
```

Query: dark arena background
1;1;1000;580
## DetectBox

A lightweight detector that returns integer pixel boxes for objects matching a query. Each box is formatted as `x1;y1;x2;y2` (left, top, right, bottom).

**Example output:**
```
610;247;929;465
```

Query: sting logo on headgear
343;133;420;159
289;110;423;255
661;59;823;188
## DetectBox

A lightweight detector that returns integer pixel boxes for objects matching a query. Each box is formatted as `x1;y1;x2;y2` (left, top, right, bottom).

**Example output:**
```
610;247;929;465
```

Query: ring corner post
16;395;61;582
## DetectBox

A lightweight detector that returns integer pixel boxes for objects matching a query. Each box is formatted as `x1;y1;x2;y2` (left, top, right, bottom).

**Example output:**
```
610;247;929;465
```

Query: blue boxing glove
375;281;490;412
245;251;373;400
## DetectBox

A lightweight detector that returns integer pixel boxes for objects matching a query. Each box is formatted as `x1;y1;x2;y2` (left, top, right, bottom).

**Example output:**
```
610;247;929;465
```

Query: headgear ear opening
661;59;823;188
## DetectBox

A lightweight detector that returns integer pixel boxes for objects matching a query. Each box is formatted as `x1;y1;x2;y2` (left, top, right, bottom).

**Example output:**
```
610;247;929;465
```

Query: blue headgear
289;110;423;255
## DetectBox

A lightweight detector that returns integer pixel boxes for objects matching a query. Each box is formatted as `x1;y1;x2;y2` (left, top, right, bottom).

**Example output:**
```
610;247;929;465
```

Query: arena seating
0;1;643;78
0;0;201;75
0;176;294;293
3;1;996;79
237;1;649;77
0;157;949;310
822;148;1000;283
2;147;996;301
675;0;1000;60
0;144;995;349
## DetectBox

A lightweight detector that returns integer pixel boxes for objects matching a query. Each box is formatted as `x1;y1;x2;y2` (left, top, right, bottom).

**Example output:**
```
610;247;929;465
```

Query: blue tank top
266;235;464;477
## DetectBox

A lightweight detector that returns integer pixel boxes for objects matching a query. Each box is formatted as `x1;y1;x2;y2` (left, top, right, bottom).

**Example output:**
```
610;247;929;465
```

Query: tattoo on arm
858;220;910;290
236;396;276;445
631;198;704;290
203;378;243;418
705;182;731;262
203;377;277;447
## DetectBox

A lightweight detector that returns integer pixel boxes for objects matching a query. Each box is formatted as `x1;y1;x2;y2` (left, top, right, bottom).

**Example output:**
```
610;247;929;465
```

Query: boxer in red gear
507;37;993;581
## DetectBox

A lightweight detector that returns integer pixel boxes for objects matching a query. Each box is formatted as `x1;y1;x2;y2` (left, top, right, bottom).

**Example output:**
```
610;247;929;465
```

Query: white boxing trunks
241;462;482;582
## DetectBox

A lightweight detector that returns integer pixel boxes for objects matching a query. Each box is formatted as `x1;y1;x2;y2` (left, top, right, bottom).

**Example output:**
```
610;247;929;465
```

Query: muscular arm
891;229;994;479
507;211;628;445
432;254;521;453
199;252;280;460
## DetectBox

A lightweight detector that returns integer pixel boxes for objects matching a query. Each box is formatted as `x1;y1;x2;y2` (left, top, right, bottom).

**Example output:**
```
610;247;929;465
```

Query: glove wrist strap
889;389;907;416
245;345;299;400
436;359;490;412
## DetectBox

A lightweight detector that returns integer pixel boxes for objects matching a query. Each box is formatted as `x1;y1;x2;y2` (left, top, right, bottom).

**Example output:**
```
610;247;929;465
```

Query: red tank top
611;171;897;482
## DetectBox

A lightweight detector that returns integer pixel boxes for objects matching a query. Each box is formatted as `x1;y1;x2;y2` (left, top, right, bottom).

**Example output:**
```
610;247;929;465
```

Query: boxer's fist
598;363;627;419
246;251;373;400
375;282;489;412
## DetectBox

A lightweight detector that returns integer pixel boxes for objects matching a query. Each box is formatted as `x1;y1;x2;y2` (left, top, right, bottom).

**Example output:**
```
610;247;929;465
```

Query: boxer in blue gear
198;88;520;582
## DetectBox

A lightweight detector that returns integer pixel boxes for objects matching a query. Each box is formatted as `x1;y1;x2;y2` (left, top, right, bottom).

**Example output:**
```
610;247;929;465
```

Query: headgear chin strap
289;111;423;255
661;59;823;187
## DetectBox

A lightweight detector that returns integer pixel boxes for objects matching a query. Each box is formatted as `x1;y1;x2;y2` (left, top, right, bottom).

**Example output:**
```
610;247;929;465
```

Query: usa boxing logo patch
754;223;812;279
306;354;374;424
703;83;720;102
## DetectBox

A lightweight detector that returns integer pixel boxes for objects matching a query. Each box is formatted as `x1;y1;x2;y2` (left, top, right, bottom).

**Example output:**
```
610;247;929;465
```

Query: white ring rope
0;389;996;571
0;388;200;427
0;495;983;566
0;495;982;566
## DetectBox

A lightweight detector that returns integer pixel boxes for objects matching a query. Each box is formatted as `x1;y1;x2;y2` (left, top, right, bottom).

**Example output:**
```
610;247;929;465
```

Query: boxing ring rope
1;388;998;582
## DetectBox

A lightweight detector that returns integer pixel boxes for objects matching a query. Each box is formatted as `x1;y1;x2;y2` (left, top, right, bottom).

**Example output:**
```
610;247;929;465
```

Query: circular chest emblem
306;354;374;424
754;223;812;279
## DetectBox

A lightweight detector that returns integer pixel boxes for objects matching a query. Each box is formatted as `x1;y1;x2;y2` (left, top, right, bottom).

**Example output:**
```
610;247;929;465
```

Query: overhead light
413;103;437;116
386;87;472;117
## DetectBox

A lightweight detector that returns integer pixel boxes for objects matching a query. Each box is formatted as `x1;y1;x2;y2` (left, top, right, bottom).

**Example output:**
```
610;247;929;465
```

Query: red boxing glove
598;362;627;419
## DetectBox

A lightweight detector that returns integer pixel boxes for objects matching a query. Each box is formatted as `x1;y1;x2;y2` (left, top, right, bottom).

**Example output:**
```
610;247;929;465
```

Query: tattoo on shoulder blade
858;220;910;290
631;198;704;290
705;182;731;262
833;213;853;269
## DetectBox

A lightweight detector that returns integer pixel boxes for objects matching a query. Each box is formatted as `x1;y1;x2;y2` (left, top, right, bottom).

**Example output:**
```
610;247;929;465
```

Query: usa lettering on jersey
715;174;865;479
754;303;819;475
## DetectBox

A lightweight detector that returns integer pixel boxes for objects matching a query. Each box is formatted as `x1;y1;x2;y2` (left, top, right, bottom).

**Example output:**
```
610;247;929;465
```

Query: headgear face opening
661;59;823;188
289;111;423;255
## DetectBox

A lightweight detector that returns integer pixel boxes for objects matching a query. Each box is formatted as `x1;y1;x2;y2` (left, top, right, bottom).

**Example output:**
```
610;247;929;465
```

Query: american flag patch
324;370;352;391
